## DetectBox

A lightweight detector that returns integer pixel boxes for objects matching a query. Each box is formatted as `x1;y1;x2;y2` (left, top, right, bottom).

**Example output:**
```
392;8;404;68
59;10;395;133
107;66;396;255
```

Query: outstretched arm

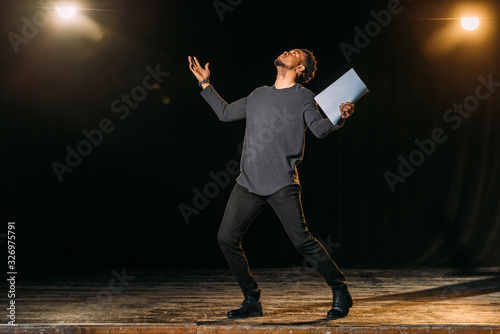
188;55;247;122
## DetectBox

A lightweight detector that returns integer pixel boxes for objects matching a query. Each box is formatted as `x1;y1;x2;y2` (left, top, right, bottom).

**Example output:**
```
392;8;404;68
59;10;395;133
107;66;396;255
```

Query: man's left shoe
327;285;353;318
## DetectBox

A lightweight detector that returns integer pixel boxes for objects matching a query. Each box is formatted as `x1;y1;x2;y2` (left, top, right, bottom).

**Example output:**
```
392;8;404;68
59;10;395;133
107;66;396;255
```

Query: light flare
57;6;77;19
461;17;480;31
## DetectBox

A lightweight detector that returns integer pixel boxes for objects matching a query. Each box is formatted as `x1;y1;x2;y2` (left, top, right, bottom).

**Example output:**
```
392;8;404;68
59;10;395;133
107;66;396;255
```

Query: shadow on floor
359;276;500;302
198;276;500;326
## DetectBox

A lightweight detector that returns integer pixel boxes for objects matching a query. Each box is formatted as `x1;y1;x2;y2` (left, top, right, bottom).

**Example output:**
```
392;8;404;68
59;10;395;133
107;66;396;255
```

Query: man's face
274;49;306;72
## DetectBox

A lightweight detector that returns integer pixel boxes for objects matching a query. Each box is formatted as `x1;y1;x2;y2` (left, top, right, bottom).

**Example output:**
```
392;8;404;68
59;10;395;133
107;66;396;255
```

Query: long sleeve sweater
200;83;343;196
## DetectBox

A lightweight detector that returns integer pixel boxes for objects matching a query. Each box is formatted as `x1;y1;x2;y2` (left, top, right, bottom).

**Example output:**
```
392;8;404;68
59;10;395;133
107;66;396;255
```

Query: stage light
461;17;479;31
52;3;105;42
57;6;77;19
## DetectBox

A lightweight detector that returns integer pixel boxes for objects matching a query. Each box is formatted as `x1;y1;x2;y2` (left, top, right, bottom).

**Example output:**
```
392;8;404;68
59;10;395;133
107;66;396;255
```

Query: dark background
1;0;499;276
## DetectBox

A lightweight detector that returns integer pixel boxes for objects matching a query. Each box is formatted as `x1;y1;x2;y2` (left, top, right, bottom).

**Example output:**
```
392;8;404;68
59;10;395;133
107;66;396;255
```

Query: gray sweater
201;83;343;196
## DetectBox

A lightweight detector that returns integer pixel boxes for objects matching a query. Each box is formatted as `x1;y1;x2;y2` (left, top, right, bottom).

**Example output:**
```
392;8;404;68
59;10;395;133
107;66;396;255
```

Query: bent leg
267;184;347;288
217;183;266;296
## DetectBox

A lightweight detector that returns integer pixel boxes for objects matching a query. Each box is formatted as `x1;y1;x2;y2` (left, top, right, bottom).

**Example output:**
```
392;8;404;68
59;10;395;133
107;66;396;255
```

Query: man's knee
217;229;237;248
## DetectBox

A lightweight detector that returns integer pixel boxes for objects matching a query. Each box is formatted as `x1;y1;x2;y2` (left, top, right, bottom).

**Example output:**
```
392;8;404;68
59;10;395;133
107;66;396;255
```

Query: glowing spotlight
57;6;77;19
461;17;479;31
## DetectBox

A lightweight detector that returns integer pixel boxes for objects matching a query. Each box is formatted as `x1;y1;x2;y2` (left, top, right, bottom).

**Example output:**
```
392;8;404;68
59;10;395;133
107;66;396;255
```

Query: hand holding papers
314;68;369;125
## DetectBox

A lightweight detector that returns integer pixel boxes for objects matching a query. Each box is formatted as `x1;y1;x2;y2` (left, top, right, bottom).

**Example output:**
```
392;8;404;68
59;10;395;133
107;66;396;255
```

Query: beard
274;58;285;67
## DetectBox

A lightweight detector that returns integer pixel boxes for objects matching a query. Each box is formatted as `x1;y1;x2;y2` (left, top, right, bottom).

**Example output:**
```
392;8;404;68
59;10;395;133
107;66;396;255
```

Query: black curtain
1;0;499;273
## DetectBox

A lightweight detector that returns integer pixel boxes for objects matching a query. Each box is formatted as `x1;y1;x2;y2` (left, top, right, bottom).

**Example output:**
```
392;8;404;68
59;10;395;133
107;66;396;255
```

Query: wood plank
5;268;500;328
1;325;500;334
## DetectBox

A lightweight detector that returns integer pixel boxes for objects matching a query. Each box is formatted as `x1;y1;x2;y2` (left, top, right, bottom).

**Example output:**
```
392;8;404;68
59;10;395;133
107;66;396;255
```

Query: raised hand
340;102;355;119
188;56;210;83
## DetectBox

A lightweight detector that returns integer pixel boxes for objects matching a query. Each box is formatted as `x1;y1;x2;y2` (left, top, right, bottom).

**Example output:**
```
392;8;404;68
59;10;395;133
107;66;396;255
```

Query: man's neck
274;70;298;89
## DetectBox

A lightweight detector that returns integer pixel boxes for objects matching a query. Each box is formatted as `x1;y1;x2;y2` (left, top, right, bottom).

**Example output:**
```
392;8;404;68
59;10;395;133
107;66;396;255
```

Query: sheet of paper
314;68;369;125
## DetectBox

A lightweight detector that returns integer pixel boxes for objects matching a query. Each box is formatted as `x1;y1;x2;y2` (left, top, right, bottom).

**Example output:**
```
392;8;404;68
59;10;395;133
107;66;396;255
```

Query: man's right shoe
227;294;263;318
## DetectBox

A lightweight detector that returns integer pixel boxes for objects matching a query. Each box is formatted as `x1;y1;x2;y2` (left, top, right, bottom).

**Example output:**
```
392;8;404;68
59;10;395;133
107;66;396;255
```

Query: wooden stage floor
2;267;500;333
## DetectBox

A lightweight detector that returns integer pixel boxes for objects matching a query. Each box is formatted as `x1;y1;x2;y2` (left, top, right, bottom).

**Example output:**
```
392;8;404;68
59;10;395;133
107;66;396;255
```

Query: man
187;49;355;319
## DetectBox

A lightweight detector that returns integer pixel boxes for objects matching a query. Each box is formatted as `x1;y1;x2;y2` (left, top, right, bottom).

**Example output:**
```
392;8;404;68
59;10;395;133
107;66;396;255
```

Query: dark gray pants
217;183;346;296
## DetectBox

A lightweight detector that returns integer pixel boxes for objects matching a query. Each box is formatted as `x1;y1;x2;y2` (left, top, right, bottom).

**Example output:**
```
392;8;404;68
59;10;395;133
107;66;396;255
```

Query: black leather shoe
327;286;353;318
227;294;263;318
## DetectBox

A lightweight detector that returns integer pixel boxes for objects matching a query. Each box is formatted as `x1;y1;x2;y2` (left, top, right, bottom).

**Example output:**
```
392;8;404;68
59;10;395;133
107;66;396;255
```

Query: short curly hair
298;49;317;84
